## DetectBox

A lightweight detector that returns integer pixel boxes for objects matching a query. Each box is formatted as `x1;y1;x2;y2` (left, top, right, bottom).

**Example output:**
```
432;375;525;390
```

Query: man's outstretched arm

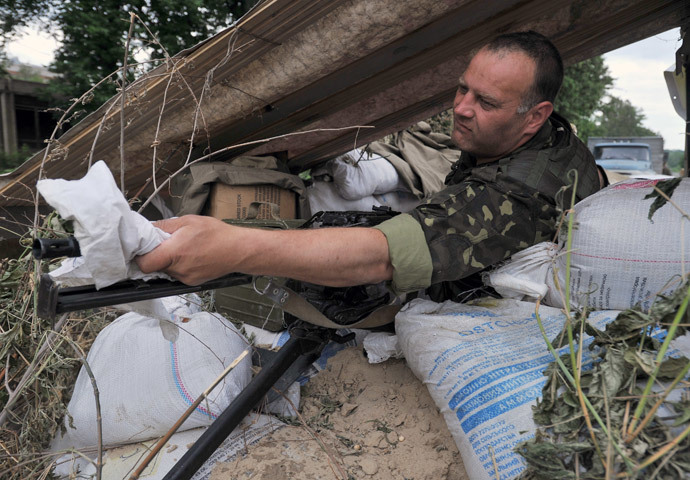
136;215;394;287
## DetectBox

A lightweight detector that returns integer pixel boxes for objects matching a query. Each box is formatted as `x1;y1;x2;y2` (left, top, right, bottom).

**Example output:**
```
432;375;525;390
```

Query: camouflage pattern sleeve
407;177;559;285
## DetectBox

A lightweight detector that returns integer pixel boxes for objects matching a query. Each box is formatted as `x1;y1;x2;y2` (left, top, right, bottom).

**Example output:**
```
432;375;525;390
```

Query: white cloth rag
37;160;170;290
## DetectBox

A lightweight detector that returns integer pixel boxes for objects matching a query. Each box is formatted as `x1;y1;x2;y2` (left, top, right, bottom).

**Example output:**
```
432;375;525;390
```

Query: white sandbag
374;190;420;212
330;149;405;200
307;179;419;213
396;298;620;480
51;309;251;452
263;381;301;418
485;242;556;301
362;332;404;363
561;178;690;310
487;178;690;311
307;179;381;212
52;413;282;480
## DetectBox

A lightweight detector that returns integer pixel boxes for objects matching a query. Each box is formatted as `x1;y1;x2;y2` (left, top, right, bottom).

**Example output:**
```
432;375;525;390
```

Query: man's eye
457;85;468;94
479;99;496;110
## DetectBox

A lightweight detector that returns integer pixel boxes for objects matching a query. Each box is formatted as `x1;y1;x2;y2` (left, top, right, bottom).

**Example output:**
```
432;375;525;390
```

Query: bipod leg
160;322;353;480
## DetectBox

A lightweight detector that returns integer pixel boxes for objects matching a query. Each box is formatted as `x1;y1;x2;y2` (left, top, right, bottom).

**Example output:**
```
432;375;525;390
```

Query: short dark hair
483;31;563;113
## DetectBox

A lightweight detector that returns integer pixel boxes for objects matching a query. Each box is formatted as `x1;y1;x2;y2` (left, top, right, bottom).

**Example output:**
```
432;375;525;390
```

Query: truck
587;136;665;176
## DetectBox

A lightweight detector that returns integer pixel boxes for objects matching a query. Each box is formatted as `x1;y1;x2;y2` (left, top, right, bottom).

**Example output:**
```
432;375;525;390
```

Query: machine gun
33;208;400;480
34;207;399;323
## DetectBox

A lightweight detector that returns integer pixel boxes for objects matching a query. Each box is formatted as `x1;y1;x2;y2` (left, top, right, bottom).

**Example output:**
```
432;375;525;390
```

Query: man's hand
136;215;239;285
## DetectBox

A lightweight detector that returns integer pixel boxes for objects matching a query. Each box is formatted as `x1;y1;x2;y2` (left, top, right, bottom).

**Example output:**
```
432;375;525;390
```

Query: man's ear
524;101;553;135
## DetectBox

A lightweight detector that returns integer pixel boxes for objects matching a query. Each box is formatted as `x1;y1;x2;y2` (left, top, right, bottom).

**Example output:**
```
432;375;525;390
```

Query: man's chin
451;132;471;151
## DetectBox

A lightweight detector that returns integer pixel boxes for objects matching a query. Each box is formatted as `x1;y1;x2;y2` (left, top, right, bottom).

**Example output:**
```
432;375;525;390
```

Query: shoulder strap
259;278;400;329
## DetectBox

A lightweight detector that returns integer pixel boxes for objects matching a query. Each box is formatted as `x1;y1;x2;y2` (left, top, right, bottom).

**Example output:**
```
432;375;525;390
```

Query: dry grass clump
0;234;111;479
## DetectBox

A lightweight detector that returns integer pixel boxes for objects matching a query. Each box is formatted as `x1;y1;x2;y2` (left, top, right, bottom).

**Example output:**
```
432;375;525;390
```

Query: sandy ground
210;346;469;480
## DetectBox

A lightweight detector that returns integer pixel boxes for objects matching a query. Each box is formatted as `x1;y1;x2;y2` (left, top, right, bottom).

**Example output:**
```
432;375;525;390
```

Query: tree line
555;56;658;142
1;0;258;111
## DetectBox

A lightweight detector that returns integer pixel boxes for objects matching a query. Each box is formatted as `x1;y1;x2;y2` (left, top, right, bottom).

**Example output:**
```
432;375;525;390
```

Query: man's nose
454;93;474;118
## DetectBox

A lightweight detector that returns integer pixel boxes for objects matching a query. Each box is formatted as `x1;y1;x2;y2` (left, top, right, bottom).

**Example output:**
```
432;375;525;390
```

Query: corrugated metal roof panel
0;0;687;207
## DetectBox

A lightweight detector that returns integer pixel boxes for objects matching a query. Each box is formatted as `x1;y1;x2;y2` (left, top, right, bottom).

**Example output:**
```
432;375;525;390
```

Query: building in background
0;62;60;156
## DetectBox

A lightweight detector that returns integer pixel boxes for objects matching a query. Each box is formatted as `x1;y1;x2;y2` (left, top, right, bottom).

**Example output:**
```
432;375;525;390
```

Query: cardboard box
205;183;297;220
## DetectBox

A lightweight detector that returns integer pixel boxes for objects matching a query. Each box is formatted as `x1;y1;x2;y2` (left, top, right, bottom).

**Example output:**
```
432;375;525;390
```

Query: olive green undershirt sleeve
372;213;433;294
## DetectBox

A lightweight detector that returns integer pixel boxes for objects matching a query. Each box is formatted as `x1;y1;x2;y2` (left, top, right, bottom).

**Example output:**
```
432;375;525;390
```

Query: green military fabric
374;112;600;294
367;121;461;199
372;213;433;292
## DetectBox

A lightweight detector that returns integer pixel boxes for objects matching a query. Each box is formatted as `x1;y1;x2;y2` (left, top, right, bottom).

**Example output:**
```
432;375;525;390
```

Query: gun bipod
161;322;354;480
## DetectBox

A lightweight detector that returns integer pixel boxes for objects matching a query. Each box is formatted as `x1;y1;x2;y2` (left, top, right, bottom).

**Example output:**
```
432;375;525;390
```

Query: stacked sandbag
396;298;619;480
307;148;420;213
329;148;406;199
487;178;690;311
50;296;252;452
307;122;459;213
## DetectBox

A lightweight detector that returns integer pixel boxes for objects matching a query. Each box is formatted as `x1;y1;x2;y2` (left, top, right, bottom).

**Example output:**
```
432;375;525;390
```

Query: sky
5;27;57;66
5;26;687;150
602;28;685;151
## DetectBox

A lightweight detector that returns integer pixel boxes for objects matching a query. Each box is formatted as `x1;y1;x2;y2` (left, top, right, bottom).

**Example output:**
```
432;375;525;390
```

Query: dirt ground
210;346;469;480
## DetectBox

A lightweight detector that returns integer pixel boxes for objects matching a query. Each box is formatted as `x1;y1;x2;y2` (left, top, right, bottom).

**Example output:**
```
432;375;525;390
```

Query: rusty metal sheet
0;0;687;208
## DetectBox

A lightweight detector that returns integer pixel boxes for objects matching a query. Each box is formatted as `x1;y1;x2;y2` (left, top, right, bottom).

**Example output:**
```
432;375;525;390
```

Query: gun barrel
32;237;81;259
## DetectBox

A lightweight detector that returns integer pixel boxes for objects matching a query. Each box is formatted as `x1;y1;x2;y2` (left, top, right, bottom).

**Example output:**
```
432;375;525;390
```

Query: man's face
452;48;537;162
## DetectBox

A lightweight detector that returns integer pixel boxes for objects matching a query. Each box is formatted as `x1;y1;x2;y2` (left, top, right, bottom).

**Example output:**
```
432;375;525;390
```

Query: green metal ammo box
213;219;305;331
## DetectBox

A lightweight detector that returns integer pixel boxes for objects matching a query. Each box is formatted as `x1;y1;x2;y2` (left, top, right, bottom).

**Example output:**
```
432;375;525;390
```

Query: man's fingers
136;241;174;274
152;217;187;234
138;215;227;283
138;216;194;273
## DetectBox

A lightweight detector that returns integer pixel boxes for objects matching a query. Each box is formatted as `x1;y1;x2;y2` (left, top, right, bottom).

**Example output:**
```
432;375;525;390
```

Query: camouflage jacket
374;112;601;297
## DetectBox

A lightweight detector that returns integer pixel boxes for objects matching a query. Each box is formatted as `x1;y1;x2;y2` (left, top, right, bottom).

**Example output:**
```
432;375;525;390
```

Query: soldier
136;31;601;302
